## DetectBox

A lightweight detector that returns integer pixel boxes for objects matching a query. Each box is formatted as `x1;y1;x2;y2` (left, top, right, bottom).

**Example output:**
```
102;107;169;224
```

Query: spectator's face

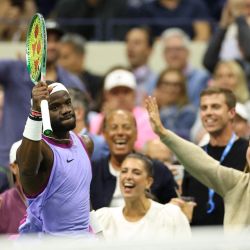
200;94;235;136
120;157;152;201
0;0;10;18
154;71;183;107
126;29;151;68
246;0;250;16
105;86;135;111
59;43;84;74
213;64;237;91
47;32;61;65
49;91;76;132
104;110;137;158
0;0;22;36
232;114;249;138
145;139;173;165
230;0;250;17
0;0;22;21
163;36;188;70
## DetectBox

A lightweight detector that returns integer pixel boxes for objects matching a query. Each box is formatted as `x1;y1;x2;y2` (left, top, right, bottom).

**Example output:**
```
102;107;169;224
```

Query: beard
51;114;76;134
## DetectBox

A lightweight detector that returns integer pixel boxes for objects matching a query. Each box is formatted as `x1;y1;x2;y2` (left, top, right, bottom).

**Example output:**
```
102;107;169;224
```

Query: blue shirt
0;60;85;167
160;104;197;140
133;65;158;106
131;0;210;38
186;67;210;106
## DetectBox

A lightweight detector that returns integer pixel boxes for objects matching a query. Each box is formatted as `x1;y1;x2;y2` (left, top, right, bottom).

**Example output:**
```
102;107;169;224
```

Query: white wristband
23;117;42;141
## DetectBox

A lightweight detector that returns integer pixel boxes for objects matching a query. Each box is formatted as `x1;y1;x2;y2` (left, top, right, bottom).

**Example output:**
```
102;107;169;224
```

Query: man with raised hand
145;95;250;233
17;81;92;235
183;87;248;226
0;20;85;176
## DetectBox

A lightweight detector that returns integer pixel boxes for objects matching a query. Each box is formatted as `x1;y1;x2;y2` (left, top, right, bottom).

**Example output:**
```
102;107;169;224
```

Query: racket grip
41;99;52;136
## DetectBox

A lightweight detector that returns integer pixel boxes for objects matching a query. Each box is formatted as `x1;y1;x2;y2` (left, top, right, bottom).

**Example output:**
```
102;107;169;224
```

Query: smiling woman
153;68;197;140
92;153;191;241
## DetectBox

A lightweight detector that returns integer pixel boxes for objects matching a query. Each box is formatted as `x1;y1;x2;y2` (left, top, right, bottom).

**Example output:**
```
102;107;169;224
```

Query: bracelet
29;114;42;121
29;110;42;121
31;109;42;116
23;117;42;141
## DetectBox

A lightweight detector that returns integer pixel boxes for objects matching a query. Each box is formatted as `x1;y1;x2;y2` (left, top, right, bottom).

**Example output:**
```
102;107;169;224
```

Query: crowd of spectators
1;0;250;240
0;0;227;41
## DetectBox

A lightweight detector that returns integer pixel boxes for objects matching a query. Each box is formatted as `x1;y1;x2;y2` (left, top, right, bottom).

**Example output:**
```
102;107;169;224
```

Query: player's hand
32;81;49;112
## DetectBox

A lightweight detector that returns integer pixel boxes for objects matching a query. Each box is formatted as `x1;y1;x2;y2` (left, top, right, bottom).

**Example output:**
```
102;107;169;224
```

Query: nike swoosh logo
67;159;74;163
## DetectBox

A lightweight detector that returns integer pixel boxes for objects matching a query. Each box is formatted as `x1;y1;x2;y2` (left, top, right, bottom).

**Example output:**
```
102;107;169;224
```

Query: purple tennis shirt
19;131;92;235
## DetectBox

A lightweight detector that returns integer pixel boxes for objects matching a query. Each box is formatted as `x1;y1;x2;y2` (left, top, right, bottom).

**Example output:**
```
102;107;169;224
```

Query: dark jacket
90;155;177;210
182;138;248;226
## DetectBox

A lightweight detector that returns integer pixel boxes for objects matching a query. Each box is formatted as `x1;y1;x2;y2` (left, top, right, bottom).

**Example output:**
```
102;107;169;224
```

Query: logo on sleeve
67;159;74;163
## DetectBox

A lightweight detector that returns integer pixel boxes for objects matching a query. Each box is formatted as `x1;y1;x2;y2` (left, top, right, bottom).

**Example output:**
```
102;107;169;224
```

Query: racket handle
41;99;52;136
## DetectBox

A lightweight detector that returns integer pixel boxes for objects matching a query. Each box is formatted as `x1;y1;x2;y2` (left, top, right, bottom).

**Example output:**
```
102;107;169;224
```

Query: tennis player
17;81;93;235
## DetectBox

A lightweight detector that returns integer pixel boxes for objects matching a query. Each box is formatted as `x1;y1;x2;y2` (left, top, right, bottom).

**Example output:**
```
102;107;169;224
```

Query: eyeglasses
164;46;186;53
159;81;182;86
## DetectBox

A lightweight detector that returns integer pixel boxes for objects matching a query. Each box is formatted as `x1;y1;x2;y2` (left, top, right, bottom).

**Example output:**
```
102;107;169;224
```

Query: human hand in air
145;96;166;138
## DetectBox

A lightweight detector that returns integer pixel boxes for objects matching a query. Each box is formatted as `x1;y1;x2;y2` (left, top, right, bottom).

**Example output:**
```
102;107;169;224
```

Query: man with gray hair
161;28;210;106
59;33;103;111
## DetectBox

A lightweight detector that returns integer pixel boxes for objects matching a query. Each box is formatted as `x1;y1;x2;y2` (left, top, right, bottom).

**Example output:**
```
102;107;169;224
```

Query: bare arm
203;2;234;73
81;134;94;158
17;82;53;196
237;16;250;61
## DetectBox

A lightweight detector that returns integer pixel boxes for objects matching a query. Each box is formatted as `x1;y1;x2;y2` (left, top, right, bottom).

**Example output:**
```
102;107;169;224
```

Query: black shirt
182;138;248;226
90;155;177;210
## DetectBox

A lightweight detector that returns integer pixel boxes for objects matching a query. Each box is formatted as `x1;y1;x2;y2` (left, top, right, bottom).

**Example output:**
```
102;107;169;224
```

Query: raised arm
237;16;250;61
202;2;234;73
145;96;243;197
17;82;53;196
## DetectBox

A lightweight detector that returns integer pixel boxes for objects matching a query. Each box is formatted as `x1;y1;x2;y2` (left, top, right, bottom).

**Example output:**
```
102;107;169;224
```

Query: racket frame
26;13;52;136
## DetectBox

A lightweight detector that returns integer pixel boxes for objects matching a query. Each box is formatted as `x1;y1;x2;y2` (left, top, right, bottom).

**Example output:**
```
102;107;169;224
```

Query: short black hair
126;26;155;48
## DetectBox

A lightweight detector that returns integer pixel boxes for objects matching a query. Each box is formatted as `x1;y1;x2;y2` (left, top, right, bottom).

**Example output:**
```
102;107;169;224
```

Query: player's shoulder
79;134;94;157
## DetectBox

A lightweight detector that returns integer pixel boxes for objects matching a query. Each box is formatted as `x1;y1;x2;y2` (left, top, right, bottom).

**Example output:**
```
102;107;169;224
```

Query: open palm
145;96;165;136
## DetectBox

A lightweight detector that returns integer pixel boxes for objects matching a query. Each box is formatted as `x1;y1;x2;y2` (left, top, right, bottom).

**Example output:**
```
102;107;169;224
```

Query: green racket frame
26;13;52;136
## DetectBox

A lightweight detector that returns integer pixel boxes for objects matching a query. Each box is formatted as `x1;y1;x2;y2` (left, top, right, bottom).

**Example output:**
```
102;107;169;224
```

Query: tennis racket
26;13;52;136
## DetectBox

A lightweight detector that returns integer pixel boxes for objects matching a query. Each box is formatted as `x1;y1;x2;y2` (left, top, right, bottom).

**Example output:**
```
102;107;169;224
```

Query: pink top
0;186;26;234
89;106;158;150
